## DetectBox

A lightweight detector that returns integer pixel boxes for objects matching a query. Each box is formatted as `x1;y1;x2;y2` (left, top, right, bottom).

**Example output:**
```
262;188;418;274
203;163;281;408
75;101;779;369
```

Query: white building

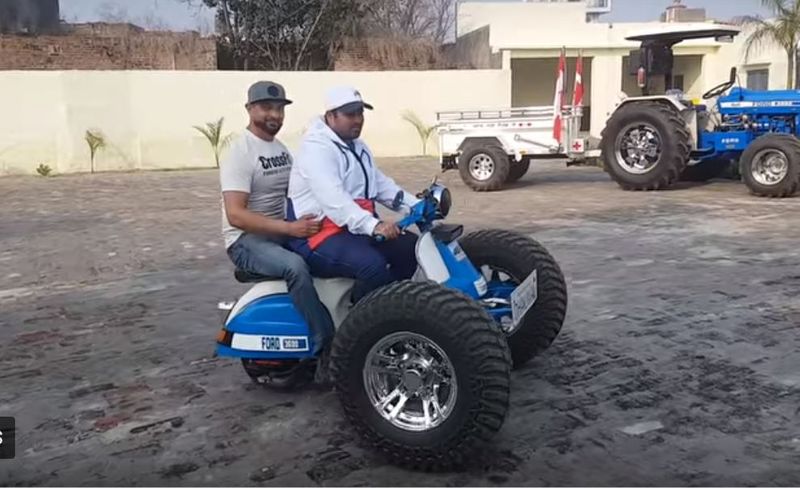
455;0;789;137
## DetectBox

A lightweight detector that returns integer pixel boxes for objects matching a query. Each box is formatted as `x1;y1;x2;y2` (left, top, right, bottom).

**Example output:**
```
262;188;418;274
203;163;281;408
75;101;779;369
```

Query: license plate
511;270;538;325
230;334;310;352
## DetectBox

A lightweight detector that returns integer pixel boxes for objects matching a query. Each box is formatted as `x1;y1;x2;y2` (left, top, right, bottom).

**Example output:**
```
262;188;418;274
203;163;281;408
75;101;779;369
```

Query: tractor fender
610;95;698;150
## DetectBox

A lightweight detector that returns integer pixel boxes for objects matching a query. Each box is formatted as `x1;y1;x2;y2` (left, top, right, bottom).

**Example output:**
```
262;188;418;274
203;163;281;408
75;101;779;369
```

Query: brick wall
334;37;455;71
444;26;502;70
0;23;217;70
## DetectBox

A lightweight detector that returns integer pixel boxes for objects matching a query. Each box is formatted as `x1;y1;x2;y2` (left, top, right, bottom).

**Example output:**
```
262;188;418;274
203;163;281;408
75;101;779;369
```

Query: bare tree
361;0;456;44
183;0;363;70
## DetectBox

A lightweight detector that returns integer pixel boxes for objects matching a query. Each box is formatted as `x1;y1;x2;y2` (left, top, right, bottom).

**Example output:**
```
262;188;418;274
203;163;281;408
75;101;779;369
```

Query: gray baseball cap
247;81;293;106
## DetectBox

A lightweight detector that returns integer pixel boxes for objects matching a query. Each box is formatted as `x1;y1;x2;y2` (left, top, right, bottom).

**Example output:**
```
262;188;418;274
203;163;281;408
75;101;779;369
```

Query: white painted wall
0;70;512;175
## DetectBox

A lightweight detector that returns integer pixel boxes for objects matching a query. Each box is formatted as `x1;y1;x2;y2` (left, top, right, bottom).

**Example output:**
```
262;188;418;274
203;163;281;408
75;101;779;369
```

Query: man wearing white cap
286;86;421;303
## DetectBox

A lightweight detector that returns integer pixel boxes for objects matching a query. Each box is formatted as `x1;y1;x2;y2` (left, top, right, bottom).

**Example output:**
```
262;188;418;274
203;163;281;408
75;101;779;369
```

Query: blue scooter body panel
217;294;316;360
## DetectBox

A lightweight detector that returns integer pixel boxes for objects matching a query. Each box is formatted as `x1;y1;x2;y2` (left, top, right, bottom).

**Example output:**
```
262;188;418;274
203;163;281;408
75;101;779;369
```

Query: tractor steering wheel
703;80;734;100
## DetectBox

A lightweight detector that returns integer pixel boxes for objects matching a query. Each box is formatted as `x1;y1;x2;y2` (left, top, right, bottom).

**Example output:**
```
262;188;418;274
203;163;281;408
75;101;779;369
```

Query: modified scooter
214;180;568;470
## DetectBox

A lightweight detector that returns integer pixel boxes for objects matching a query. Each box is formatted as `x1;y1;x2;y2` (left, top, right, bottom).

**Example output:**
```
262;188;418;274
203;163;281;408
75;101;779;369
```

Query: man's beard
348;126;362;139
256;119;282;136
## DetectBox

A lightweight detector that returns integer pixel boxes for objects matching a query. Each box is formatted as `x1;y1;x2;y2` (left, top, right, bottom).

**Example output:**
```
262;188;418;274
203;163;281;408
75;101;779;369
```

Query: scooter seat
234;269;283;283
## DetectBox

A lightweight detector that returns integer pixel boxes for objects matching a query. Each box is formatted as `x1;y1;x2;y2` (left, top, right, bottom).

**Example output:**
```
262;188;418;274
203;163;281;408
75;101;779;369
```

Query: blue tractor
601;27;800;198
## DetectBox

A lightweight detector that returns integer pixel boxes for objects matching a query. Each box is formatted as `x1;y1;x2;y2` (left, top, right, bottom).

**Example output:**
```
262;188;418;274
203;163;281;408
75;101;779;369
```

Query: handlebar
372;207;420;242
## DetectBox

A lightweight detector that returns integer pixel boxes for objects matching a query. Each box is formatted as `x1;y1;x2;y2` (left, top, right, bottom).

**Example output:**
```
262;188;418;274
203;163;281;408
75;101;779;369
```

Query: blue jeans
289;232;418;303
227;233;335;355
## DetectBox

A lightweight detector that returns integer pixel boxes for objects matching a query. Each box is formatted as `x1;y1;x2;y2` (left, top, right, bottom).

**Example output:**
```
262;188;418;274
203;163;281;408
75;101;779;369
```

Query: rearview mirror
392;191;404;210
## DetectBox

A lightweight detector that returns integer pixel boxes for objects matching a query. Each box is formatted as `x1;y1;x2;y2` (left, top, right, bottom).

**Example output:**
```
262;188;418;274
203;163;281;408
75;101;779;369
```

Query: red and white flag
572;50;584;111
552;47;567;144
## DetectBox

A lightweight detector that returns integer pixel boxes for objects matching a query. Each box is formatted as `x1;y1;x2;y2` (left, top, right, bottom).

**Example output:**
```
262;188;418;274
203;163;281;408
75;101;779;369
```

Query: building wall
712;25;791;91
0;24;216;70
0;69;512;175
511;56;593;106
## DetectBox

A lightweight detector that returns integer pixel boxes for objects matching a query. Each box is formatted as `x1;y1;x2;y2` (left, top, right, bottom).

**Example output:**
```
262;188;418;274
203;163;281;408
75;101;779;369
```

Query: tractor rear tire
458;144;511;192
459;230;568;369
506;159;531;184
600;102;691;191
330;280;511;471
740;134;800;198
680;159;731;182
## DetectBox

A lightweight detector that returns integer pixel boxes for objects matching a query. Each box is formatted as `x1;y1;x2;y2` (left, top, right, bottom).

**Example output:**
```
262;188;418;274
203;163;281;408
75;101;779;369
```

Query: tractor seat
234;269;283;283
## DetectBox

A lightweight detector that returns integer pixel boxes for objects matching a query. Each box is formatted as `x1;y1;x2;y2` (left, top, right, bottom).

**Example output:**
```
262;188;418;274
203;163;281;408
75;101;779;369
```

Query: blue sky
60;0;774;32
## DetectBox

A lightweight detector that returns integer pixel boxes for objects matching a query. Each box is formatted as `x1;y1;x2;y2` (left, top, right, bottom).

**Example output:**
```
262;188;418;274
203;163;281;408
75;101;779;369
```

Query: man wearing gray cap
220;80;335;357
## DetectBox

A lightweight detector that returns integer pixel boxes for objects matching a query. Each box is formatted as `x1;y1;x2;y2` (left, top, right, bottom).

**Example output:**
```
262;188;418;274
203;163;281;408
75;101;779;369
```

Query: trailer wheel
741;134;800;198
506;159;531;184
458;145;510;192
600;102;691;191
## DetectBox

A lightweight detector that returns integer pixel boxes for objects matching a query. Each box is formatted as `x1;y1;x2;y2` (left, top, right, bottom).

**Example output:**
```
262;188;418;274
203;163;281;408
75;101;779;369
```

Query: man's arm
223;192;318;238
296;140;381;236
220;142;319;239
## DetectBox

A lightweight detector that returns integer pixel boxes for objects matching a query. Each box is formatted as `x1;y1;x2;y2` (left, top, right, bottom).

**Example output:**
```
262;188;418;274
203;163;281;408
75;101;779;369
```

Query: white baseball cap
325;85;374;113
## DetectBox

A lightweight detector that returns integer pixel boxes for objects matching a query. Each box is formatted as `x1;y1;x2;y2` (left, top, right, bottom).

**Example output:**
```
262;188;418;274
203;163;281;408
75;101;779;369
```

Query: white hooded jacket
287;116;420;236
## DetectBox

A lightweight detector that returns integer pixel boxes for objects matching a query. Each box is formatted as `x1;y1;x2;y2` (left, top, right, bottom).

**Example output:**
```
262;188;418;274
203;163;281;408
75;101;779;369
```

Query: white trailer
437;105;600;191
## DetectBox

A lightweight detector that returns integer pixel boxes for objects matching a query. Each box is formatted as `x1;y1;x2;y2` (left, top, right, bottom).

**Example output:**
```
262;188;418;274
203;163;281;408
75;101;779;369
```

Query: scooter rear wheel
241;358;314;391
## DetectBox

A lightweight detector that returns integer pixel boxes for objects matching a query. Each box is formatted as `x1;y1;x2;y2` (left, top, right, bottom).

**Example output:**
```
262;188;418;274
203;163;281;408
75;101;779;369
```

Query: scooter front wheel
329;280;511;471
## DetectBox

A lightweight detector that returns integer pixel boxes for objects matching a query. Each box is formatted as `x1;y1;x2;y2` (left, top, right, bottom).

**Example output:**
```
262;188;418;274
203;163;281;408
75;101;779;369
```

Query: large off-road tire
458;144;510;192
600;102;691;191
740;134;800;198
330;280;511;471
506;159;531;184
680;159;731;182
459;230;568;369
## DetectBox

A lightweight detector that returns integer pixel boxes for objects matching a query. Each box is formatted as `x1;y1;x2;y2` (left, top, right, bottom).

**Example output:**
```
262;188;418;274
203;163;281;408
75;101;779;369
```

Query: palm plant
744;0;800;89
401;110;438;156
194;117;233;168
85;130;106;174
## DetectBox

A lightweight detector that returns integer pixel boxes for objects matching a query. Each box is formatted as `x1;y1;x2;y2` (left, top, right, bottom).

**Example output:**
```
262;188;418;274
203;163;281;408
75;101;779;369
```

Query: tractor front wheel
601;102;691;191
741;134;800;198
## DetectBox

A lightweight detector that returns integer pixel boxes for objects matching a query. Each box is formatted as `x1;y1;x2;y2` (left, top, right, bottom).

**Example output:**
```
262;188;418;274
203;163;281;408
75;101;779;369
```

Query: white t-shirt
219;129;292;248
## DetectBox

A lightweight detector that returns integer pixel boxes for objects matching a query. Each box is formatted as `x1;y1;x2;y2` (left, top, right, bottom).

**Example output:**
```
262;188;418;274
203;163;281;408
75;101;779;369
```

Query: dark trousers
291;232;418;303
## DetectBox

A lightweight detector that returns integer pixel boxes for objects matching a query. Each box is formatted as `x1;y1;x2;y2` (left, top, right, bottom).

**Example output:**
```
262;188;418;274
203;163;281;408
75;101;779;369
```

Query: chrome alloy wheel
363;332;458;432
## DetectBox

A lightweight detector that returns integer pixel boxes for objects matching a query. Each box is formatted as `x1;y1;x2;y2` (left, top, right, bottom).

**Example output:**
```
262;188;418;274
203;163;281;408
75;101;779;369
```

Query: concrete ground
1;158;799;486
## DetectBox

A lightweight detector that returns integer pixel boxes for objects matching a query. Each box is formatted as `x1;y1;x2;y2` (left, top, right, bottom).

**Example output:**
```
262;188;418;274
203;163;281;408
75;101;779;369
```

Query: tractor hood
718;87;800;113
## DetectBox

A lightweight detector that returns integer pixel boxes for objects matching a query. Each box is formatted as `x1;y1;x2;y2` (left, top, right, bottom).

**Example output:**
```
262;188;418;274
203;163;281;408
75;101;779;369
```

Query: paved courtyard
1;158;799;486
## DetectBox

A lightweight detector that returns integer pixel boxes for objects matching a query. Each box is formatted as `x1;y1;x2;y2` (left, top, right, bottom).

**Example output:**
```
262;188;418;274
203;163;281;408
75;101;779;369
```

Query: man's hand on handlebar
287;214;322;238
374;220;401;240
